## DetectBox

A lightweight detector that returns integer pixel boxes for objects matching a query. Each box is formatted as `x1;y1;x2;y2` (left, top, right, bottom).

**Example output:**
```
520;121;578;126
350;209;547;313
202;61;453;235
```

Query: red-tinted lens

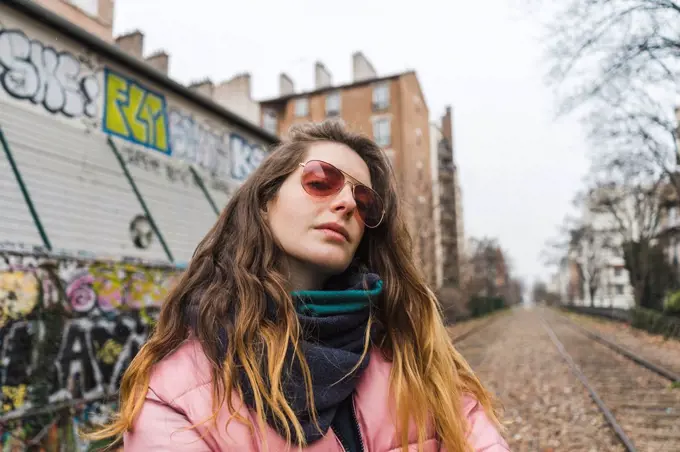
301;160;345;196
353;185;384;227
300;160;384;227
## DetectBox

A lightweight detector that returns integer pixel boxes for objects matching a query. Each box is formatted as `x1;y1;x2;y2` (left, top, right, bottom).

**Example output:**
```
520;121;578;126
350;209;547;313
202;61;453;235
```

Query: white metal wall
118;140;219;264
0;100;168;261
0;105;44;249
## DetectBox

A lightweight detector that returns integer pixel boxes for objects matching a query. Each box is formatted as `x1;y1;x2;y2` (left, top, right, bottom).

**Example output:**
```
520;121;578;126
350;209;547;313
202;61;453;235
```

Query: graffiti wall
103;68;171;154
0;26;100;120
0;14;271;194
0;7;274;262
0;6;276;447
0;249;182;449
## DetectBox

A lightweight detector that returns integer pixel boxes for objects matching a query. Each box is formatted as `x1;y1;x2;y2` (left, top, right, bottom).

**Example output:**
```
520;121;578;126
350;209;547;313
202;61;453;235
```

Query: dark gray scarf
239;272;383;444
190;272;384;444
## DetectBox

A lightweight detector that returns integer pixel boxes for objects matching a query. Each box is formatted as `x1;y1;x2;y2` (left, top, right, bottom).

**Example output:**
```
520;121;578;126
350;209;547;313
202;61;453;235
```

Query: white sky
113;0;590;287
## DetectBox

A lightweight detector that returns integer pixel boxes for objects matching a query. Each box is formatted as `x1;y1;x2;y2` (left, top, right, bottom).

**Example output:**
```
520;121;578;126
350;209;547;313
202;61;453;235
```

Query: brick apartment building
259;53;437;284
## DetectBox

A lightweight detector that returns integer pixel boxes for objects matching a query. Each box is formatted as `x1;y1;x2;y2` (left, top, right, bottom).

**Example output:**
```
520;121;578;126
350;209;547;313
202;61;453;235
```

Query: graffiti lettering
230;133;266;181
120;144;196;186
103;68;170;154
169;109;230;180
0;26;99;118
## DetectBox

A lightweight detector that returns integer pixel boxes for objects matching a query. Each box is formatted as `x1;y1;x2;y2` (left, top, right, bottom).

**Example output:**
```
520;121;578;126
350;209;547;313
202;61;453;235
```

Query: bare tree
531;280;562;305
506;277;526;306
569;223;613;305
534;0;680;194
465;237;511;298
584;155;667;306
542;1;679;111
544;211;612;306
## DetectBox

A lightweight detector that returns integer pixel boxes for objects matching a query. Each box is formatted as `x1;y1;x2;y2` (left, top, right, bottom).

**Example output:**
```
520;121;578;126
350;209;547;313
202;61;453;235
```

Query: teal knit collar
292;276;383;317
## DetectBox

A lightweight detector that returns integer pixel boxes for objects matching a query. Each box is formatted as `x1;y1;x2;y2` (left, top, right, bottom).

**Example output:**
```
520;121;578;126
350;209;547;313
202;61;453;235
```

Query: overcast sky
113;0;590;287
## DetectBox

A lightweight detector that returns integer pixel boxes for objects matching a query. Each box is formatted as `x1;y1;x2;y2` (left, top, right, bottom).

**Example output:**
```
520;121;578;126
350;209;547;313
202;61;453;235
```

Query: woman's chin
303;249;353;275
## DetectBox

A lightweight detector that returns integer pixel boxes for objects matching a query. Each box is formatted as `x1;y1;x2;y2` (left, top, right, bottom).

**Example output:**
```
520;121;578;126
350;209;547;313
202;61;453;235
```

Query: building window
373;82;389;110
69;0;99;16
415;128;422;146
373;118;391;147
295;98;309;117
326;92;340;116
615;284;624;295
263;110;278;134
614;267;622;277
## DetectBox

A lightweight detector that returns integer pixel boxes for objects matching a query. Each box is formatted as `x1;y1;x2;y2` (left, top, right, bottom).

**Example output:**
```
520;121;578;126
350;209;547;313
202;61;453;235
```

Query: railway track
560;310;680;380
450;314;499;344
541;309;680;451
451;312;508;372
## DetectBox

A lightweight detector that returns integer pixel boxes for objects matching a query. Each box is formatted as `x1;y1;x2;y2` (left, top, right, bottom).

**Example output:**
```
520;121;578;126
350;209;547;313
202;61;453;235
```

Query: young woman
89;120;509;451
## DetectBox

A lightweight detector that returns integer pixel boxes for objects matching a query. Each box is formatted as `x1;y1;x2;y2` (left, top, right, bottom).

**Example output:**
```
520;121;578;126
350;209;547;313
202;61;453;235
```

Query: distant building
569;187;636;309
259;53;437;285
430;107;464;289
549;257;583;304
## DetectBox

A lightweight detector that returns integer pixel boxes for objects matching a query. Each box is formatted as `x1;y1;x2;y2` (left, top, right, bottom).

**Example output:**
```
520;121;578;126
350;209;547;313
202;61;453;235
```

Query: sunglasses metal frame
299;160;386;228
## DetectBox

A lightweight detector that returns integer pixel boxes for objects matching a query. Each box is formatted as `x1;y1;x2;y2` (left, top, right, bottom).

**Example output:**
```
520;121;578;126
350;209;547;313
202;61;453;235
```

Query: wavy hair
87;119;502;452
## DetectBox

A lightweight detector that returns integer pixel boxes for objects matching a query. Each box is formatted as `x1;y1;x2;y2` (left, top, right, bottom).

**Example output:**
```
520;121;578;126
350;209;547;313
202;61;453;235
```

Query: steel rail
539;312;638;452
555;311;680;383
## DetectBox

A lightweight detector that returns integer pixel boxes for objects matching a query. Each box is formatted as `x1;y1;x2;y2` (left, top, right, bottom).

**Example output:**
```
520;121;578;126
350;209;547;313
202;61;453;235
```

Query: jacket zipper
330;396;365;452
351;397;366;452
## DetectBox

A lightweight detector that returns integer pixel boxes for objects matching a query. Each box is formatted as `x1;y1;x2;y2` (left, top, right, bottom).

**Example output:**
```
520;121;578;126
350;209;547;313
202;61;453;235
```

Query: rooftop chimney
213;73;261;125
145;50;169;75
188;78;215;98
279;73;295;96
115;30;144;59
215;73;252;100
314;62;332;89
352;51;377;82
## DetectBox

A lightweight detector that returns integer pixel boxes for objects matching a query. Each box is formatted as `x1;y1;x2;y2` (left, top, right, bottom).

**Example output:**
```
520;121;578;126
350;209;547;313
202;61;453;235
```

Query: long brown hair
87;119;502;451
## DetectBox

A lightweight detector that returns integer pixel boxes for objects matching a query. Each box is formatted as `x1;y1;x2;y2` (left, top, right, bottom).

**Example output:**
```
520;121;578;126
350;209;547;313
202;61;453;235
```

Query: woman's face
266;142;372;290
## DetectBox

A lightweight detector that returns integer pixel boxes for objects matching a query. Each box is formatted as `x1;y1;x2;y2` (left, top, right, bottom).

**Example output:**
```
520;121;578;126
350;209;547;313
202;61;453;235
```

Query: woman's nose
332;183;357;212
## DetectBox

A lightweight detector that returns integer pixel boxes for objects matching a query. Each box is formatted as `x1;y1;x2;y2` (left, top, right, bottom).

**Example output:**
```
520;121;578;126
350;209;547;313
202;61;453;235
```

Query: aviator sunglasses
299;160;385;228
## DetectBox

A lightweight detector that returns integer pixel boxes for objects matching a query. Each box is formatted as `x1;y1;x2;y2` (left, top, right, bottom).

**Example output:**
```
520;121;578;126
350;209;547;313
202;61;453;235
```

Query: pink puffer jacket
124;339;510;451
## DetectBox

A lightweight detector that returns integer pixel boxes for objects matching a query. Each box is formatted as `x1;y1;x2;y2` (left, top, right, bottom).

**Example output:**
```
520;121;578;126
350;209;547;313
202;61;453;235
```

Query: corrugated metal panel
0;100;168;260
0;125;43;248
203;176;234;214
116;141;219;263
209;190;230;213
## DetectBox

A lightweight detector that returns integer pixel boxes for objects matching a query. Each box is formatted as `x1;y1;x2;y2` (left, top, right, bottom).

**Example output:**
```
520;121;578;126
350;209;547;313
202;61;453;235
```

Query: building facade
0;1;276;448
569;192;636;309
259;53;437;285
429;107;464;289
30;0;116;42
